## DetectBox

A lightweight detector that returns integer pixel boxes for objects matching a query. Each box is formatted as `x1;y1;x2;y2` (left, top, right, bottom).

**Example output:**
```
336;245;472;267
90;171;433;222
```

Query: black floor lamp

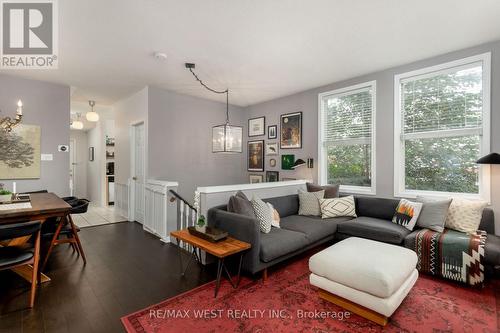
477;153;500;164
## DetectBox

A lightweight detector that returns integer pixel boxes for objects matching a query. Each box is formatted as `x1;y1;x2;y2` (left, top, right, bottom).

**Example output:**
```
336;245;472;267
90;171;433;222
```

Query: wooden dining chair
41;199;88;271
0;221;42;308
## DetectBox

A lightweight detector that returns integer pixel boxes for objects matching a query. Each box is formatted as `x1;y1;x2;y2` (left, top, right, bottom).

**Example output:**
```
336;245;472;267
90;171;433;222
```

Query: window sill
339;185;376;196
394;189;490;203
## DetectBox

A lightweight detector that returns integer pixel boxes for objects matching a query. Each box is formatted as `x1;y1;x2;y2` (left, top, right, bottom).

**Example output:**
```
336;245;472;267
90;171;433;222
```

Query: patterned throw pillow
445;198;488;233
392;199;423;231
251;196;272;233
267;203;280;228
298;190;325;216
319;196;357;218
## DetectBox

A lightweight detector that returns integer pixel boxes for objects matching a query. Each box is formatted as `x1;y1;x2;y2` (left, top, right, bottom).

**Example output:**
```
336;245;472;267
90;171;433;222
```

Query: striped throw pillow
319;196;357;218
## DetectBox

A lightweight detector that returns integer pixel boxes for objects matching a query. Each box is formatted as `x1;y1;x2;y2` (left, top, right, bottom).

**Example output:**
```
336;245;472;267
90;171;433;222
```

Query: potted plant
0;184;12;203
195;215;207;233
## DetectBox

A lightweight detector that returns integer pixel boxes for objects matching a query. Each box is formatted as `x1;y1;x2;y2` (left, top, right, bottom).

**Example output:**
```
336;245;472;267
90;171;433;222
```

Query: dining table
0;192;72;283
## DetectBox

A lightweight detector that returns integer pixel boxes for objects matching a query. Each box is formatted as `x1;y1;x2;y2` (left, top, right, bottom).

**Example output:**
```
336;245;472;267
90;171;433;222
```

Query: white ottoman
309;237;418;326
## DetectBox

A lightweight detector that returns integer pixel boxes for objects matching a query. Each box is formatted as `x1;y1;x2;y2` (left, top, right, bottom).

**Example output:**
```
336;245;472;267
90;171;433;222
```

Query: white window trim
318;80;377;195
393;52;491;201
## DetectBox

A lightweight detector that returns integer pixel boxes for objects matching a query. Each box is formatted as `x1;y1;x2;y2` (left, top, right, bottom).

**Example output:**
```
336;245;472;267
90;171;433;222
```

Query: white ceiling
3;0;500;107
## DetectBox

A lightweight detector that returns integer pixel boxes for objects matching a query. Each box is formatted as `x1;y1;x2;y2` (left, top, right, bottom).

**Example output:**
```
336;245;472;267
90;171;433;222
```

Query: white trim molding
393;52;491;201
318;80;377;195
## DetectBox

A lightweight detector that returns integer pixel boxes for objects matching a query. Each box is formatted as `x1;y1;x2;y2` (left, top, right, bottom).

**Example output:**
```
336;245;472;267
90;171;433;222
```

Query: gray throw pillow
415;197;452;232
306;183;339;198
298;190;325;216
228;191;256;218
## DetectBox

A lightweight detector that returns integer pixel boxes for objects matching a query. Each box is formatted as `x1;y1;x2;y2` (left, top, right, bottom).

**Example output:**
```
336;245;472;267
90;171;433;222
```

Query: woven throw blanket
414;228;486;286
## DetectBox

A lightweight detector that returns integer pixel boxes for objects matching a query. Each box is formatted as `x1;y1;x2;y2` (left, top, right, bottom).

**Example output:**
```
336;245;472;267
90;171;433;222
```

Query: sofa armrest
207;208;261;274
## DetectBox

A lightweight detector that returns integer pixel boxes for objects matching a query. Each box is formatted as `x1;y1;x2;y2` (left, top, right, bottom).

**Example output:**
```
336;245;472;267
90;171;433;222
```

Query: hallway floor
72;204;127;228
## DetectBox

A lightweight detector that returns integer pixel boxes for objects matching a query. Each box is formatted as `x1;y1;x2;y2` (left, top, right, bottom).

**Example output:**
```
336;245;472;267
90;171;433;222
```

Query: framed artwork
249;174;264;183
89;147;95;161
269;158;277;168
248;117;265;137
266;171;279;182
281;154;295;170
280;112;302;149
0;125;41;179
265;142;278;156
248;140;264;171
268;125;277;139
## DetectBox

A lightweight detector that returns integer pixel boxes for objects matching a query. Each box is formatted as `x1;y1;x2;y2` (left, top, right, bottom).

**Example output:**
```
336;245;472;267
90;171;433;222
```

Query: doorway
69;139;76;196
131;122;145;224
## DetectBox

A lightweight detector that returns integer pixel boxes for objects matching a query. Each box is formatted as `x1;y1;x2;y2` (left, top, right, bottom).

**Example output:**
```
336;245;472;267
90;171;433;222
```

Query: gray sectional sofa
207;194;500;276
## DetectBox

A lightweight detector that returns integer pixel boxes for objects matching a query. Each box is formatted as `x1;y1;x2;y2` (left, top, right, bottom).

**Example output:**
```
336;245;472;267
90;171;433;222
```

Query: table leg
176;238;183;272
236;253;244;287
41;216;66;272
214;258;223;298
181;248;198;276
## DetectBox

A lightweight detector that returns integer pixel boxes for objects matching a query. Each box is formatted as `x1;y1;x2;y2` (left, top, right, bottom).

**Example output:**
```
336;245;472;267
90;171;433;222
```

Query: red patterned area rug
122;257;499;333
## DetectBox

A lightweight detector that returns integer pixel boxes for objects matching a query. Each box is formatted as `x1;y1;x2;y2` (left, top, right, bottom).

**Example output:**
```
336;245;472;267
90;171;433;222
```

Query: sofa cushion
280;215;353;243
260;227;309;263
228;191;256;218
479;208;495;234
485;234;500;266
415;197;452;232
337;216;411;244
263;194;299;218
298;190;324;216
306;182;340;198
355;196;400;220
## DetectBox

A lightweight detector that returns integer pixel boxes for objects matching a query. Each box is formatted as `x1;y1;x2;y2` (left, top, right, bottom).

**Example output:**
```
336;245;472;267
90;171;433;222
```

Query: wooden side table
170;229;251;297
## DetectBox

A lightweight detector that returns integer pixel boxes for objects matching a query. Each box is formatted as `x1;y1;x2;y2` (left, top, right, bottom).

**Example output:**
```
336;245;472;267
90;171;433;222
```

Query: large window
319;81;376;194
394;53;491;200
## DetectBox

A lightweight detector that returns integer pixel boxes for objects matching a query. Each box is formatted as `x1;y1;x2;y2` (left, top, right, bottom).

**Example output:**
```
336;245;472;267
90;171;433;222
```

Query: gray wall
244;40;500;234
0;74;70;196
148;86;247;199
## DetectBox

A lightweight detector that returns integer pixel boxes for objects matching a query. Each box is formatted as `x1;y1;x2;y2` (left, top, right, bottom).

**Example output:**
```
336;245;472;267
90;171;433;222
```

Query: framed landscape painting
248;140;264;171
248;117;265;137
0;124;40;179
280;112;302;149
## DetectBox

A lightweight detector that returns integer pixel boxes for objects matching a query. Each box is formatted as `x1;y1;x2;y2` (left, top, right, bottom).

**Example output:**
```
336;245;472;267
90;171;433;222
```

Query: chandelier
185;63;242;153
0;100;23;132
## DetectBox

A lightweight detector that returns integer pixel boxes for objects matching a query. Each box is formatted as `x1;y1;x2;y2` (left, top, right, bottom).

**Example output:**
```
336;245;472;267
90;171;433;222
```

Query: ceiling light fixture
86;100;99;122
71;113;84;130
185;63;242;153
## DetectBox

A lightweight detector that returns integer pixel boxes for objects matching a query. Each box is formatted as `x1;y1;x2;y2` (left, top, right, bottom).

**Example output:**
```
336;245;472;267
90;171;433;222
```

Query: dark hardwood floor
0;222;215;333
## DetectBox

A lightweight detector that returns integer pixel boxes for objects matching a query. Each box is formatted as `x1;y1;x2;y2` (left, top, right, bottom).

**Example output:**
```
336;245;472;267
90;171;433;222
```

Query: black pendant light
476;153;500;164
185;63;242;153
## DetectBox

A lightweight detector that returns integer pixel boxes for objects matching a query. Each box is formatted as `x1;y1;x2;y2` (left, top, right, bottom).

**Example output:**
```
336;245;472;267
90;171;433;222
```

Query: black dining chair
0;221;42;308
41;199;89;271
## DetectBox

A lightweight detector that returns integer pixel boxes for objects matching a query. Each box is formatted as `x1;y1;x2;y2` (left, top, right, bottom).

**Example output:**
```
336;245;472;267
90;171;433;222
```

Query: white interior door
133;123;145;223
70;139;76;196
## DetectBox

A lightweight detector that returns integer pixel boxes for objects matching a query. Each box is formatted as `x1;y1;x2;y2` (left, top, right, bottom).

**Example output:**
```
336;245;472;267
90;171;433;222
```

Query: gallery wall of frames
247;112;309;183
